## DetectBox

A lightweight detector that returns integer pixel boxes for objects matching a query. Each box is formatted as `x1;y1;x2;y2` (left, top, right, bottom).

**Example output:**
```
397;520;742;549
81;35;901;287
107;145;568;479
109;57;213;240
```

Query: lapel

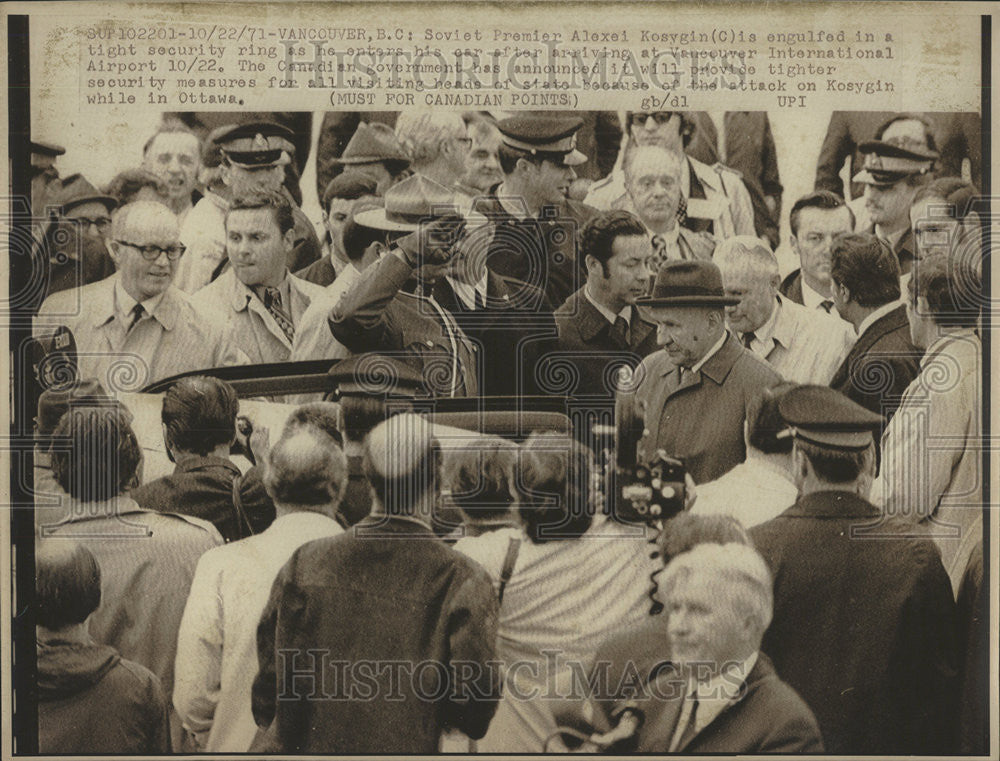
662;333;741;404
678;654;770;751
91;276;122;351
629;312;656;351
431;277;463;313
832;305;906;387
227;270;293;353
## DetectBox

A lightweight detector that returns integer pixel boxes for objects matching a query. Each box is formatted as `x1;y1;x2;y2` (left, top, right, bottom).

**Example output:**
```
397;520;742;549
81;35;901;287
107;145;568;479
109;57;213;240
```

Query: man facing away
251;413;501;753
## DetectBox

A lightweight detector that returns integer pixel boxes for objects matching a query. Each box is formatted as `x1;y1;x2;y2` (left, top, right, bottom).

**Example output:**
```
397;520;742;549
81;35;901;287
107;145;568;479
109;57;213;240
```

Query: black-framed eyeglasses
71;216;113;231
114;240;186;261
630;112;677;127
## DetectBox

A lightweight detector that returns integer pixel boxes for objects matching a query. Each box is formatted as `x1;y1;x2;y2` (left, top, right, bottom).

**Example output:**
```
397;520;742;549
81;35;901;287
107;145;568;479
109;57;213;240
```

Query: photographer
452;432;661;752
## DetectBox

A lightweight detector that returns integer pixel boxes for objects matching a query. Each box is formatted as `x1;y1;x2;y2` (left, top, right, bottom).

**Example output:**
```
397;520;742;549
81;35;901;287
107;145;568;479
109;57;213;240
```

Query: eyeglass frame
113;239;187;261
629;112;680;127
69;216;113;231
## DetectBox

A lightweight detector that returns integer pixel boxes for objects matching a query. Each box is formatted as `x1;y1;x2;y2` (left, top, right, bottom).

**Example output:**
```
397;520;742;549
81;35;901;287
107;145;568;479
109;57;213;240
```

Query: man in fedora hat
750;385;958;755
179;121;321;292
473;114;599;310
616;259;782;484
854;115;938;275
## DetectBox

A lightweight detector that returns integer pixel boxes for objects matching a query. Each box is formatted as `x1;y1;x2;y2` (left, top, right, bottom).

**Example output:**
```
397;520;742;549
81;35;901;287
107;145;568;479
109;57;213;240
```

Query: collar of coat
660;331;743;385
172;453;241;477
783;490;880;519
92;275;181;331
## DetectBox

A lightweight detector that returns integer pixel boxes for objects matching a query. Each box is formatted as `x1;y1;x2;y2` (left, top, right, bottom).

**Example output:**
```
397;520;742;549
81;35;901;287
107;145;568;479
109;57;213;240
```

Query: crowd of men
27;108;987;754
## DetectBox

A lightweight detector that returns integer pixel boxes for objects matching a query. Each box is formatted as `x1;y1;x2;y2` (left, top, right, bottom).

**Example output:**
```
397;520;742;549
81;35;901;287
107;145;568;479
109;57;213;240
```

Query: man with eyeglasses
32;183;119;308
36;200;242;389
587;112;756;241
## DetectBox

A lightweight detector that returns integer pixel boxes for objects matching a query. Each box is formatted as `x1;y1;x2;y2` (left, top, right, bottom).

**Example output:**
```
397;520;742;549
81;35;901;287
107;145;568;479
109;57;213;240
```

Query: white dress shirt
584;284;631;327
693;455;798;529
856;299;904;338
669;652;759;751
446;272;489;310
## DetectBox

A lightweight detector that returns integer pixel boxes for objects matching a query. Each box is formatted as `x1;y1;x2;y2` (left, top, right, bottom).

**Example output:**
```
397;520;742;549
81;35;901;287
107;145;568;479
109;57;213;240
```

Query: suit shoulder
38;277;109;318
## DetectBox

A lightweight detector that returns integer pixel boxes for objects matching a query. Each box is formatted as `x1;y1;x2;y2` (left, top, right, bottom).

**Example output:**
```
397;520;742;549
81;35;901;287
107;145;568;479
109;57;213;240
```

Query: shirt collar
446;272;489;310
111;277;169;328
745;295;782;351
494;182;532;220
690;330;729;374
800;277;834;312
647;221;681;244
686;651;759;735
875;224;907;251
583;283;631;326
857;300;902;338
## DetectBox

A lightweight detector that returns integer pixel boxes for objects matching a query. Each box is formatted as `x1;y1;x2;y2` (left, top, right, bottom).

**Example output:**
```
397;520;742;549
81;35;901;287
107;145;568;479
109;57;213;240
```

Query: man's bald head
109;201;184;301
364;413;441;517
264;427;347;516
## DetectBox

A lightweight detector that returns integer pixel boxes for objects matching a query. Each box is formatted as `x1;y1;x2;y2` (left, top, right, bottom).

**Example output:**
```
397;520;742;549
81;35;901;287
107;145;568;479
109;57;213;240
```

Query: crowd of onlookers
27;108;987;754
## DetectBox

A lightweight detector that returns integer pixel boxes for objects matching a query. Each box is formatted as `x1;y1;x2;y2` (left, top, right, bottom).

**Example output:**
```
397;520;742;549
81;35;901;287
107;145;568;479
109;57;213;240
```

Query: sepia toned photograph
2;1;995;758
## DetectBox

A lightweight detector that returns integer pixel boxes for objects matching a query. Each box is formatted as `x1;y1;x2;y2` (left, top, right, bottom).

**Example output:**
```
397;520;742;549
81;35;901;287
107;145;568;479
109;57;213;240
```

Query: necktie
650;235;667;273
742;330;756;349
820;300;834;313
474;289;485;311
612;314;630;345
263;287;295;343
126;303;144;332
675;697;700;750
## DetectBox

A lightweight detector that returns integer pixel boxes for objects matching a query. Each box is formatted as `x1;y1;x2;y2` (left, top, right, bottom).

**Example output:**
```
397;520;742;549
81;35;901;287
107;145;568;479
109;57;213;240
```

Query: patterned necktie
742;330;757;349
820;300;834;314
263;287;295;343
650;235;668;273
126;303;144;332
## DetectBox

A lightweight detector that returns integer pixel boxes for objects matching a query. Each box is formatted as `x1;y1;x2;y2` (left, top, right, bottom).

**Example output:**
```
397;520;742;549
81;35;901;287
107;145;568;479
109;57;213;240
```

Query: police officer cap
327;354;427;398
213;121;294;168
778;385;884;451
497;115;587;166
31;141;66;157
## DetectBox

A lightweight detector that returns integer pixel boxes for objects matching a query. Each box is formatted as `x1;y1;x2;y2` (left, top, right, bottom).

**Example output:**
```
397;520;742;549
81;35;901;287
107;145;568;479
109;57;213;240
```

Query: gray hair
713;236;780;282
395;110;467;165
263;428;347;510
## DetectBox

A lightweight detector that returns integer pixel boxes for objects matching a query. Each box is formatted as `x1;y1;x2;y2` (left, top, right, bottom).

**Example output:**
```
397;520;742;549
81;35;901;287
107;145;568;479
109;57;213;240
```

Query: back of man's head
264;428;347;516
51;405;142;502
364;413;440;517
830;232;901;308
395;110;466;167
747;382;799;456
36;539;102;631
162;376;238;457
282;401;343;447
714;236;780;283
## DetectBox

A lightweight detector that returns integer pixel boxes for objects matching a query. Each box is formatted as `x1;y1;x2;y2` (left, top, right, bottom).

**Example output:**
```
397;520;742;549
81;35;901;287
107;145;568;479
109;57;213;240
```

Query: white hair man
395;110;471;193
598;542;823;752
35;200;242;389
715;235;854;384
173;424;347;751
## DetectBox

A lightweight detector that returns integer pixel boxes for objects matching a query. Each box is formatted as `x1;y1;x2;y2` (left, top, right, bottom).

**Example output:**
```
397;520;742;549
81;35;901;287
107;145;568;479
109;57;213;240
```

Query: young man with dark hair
192;189;327;364
473;114;598;309
554;209;659;398
780;189;856;312
131;375;275;541
829;232;922;424
37;540;171;753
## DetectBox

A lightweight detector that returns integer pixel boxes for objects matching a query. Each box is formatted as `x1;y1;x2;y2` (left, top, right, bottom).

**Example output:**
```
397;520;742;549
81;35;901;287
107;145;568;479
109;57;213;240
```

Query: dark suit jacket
429;271;556;397
609;653;823;753
295;253;338;288
778;269;805;305
473;189;598;310
814;111;982;199
131;454;275;543
829;304;922;426
750;492;959;755
251;515;501;753
616;333;783;484
553;288;658;398
329;253;479;397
